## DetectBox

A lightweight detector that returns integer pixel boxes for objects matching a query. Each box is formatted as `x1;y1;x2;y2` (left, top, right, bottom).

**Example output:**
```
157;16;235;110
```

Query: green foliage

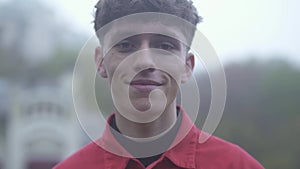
206;59;300;169
27;48;78;82
0;0;85;84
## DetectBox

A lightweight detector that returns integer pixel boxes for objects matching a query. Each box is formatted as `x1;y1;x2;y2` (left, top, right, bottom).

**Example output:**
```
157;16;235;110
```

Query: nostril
147;68;155;72
137;68;156;76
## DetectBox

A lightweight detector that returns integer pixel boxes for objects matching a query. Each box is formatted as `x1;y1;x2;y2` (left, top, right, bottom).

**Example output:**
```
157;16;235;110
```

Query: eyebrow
106;31;184;46
151;34;179;41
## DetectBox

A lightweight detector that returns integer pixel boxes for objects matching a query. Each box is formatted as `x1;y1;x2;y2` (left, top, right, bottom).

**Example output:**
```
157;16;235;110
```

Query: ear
94;46;108;78
181;53;195;83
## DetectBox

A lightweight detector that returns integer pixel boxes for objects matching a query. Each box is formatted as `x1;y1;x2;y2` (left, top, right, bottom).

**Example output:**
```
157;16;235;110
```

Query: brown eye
156;42;176;51
115;40;135;52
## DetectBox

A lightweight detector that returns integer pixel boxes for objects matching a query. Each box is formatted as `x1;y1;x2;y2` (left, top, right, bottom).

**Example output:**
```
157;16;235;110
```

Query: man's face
96;21;194;121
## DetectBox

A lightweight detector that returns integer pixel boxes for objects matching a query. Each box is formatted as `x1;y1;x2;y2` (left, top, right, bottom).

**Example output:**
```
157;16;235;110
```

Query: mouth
129;79;163;91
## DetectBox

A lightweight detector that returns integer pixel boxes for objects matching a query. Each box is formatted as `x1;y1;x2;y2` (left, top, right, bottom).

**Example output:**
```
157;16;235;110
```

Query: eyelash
115;41;136;52
114;40;177;53
156;42;176;51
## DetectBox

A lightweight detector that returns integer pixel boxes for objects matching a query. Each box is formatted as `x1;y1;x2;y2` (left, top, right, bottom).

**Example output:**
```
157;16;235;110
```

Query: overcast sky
47;0;300;65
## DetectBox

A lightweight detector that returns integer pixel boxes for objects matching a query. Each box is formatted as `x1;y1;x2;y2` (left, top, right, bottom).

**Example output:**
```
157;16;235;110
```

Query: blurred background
0;0;299;168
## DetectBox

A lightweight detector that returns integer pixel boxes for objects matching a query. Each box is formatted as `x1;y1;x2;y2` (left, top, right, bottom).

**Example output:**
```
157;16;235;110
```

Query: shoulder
195;131;264;169
53;142;105;169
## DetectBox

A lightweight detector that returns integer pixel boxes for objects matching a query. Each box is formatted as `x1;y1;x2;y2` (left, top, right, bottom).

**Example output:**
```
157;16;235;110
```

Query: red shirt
54;108;264;169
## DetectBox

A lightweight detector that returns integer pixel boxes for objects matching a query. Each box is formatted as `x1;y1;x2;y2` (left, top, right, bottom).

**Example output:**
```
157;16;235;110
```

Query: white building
1;76;95;169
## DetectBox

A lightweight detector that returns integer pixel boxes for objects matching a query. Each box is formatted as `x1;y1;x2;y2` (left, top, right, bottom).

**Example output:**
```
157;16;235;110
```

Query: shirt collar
95;114;131;169
164;106;197;168
97;106;198;169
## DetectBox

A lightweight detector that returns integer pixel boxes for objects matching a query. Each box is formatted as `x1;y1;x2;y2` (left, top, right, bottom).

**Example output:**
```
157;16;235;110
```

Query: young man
55;0;264;168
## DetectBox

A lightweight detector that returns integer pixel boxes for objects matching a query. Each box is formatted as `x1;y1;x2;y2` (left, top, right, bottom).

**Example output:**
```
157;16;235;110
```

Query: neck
115;101;177;138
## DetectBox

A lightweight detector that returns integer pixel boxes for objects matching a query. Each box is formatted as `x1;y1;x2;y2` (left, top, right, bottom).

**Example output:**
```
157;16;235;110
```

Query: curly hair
94;0;202;44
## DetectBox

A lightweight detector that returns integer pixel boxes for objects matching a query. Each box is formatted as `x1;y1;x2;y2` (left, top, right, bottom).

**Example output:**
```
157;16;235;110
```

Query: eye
114;40;135;52
156;42;176;51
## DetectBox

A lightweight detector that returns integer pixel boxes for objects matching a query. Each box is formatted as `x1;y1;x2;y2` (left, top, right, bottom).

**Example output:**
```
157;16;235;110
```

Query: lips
129;79;163;91
130;79;162;86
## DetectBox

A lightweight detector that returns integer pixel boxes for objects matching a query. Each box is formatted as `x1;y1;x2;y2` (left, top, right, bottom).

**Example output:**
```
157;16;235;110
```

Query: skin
95;22;195;138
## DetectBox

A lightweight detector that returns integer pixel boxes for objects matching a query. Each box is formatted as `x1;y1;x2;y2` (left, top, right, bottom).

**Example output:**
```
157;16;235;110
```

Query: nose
133;42;156;72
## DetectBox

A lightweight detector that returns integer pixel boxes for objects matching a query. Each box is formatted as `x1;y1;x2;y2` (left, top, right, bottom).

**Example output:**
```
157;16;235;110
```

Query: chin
132;101;151;112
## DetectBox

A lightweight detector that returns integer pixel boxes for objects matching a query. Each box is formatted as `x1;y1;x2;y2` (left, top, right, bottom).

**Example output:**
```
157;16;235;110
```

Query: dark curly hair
94;0;202;44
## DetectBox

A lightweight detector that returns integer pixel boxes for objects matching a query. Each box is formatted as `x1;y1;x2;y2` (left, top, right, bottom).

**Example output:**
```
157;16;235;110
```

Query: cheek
167;65;185;83
165;78;180;103
104;52;122;77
